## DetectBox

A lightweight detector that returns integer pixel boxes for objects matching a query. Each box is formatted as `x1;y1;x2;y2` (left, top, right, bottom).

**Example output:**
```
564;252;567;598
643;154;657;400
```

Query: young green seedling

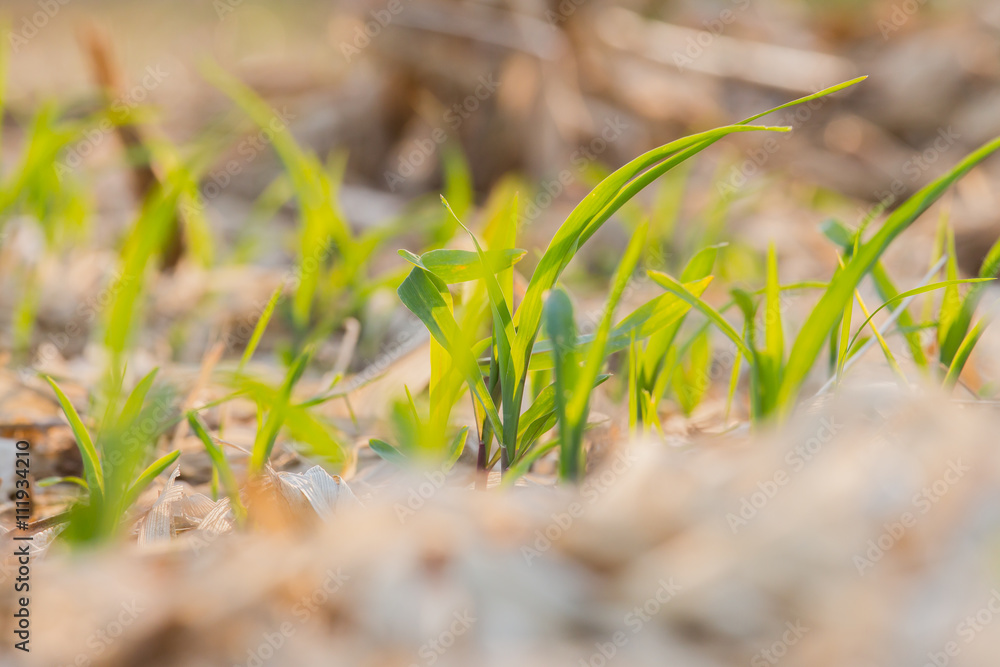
394;78;870;476
651;136;1000;422
45;369;180;543
545;221;647;480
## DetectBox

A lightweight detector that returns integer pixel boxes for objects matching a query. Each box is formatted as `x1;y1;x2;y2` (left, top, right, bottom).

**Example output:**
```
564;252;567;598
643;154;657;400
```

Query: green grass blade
37;476;89;490
649;271;752;357
398;266;503;438
846;279;991;355
204;64;351;330
778;136;1000;418
519;279;710;374
730;288;766;419
944;314;993;389
443;425;470;470
105;188;181;370
942;231;1000;366
640;244;723;386
517;375;610;451
938;228;961;350
582;78;867;257
116;367;159;431
45;376;104;497
544;287;579;481
187;413;245;516
442;196;520;465
240;284;282;369
669;327;712;415
282;403;349;467
612;277;713;346
760;243;784;413
725;319;749;421
681;243;725;282
568;221;648;425
835;285;854;384
559;223;647;479
399;248;527;284
628;333;640;435
513;124;789;385
123;450;180;510
249;349;311;473
502;439;560;487
765;244;783;365
854;289;907;384
738;77;869;125
369;439;410;467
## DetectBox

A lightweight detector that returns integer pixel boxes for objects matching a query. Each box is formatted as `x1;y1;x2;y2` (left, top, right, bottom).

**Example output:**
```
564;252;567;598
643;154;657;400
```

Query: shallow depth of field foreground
2;1;1000;666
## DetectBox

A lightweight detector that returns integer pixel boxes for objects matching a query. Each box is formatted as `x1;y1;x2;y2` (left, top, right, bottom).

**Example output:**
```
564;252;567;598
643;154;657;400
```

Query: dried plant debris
0;394;997;666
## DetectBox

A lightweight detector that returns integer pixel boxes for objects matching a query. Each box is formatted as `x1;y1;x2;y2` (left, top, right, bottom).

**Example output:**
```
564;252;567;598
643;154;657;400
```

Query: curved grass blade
116;367;159;431
513;124;788;381
648;271;752;358
240;284;282;370
778;135;1000;418
398;266;503;438
399;248;527;284
502;439;560;487
737;77;869;125
942;229;1000;364
444;425;470;470
282;403;349;467
369;438;410;468
944;313;994;389
666;325;712;416
853;289;907;385
517;375;609;455
640;245;722;388
37;476;89;490
45;376;104;497
123;450;181;510
579;78;869;255
249;349;312;473
846;279;991;356
187;412;245;517
822;218;930;370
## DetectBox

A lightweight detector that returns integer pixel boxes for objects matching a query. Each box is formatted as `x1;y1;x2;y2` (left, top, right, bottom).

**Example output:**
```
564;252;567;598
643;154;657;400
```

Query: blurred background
4;0;999;251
